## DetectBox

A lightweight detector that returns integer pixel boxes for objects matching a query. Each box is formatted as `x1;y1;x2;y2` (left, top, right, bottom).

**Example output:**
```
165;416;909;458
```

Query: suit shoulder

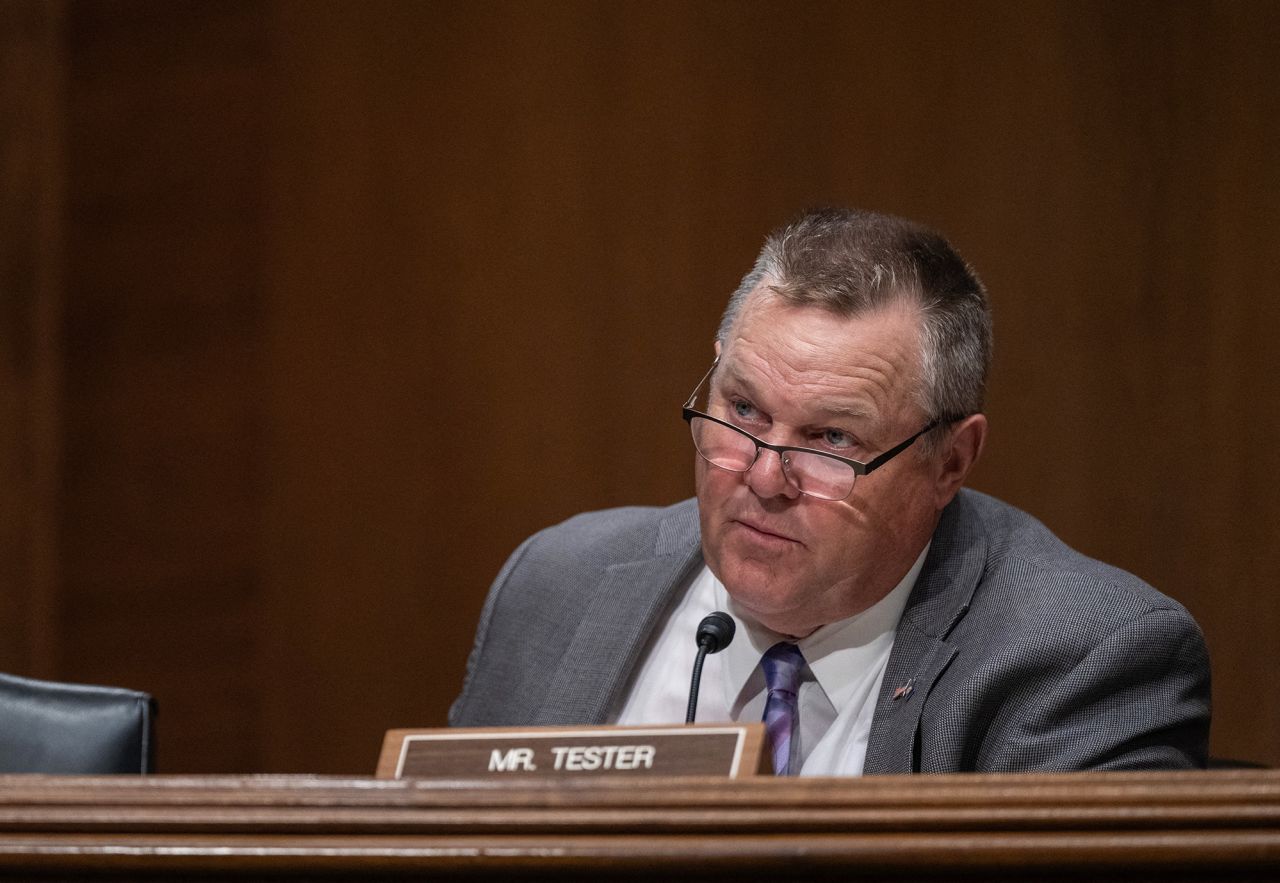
895;491;1210;772
520;498;699;568
956;489;1198;631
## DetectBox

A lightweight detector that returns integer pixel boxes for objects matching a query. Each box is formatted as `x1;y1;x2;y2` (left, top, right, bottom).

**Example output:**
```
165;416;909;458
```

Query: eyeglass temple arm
863;422;933;473
683;356;721;409
863;414;971;474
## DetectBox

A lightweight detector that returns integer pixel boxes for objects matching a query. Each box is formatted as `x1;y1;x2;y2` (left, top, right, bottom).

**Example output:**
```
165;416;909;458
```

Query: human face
696;291;944;638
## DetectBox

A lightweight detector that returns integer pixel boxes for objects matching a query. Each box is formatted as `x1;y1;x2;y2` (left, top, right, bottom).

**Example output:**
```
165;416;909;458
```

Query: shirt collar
714;542;929;710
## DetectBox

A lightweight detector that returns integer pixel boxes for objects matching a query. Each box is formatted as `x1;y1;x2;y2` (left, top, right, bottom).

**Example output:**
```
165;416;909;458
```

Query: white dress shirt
613;546;927;775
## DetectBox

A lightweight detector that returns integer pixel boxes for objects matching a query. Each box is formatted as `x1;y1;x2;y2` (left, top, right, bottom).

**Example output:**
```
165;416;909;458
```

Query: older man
450;208;1210;774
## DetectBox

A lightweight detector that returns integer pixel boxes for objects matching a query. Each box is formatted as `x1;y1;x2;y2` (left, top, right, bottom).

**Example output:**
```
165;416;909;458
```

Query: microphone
685;611;736;724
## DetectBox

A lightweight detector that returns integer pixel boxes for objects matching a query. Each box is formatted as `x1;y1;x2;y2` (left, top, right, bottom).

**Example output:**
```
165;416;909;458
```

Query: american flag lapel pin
892;678;916;701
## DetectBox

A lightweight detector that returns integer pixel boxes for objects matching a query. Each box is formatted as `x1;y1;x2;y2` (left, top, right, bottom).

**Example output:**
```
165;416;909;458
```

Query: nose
744;448;802;500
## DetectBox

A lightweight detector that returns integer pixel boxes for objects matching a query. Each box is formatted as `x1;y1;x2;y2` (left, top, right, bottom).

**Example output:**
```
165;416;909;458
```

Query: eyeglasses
681;358;945;502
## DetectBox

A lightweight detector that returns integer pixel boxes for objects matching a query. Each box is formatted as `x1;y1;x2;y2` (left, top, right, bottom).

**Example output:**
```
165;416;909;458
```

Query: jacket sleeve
965;605;1212;771
447;532;540;728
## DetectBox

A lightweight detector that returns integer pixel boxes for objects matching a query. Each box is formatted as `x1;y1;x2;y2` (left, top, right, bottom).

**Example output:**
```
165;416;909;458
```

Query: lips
732;517;802;546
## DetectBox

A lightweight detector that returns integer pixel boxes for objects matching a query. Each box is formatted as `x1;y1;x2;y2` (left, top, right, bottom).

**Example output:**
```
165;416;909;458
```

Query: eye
816;428;856;451
728;398;764;426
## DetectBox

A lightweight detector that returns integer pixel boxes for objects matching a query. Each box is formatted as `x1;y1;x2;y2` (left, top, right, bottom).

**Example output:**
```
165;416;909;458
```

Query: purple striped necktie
760;641;806;776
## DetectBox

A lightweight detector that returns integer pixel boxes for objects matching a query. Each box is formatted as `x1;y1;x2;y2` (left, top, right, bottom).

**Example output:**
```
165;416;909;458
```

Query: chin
718;560;804;623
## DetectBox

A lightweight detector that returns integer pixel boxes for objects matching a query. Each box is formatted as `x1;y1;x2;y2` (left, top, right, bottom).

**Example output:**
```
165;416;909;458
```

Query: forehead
718;294;923;419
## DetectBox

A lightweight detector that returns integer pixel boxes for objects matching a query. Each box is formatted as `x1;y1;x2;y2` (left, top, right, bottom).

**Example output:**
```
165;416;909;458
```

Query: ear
713;338;722;358
933;413;988;509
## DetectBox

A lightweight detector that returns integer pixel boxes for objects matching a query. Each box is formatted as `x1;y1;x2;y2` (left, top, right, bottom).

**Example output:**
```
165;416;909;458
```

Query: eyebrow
811;403;877;423
717;364;880;427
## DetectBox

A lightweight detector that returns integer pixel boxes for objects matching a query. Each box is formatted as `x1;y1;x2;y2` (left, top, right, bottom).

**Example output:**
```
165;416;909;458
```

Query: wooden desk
1;770;1278;879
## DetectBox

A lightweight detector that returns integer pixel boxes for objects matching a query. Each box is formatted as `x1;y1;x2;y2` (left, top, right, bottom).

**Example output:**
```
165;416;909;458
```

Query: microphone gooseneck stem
685;643;711;724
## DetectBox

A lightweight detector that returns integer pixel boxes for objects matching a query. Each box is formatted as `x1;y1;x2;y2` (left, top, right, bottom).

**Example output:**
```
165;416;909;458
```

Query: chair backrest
0;672;155;774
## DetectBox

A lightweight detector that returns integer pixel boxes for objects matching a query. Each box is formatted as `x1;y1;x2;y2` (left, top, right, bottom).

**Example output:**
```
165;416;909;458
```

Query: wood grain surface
0;771;1278;879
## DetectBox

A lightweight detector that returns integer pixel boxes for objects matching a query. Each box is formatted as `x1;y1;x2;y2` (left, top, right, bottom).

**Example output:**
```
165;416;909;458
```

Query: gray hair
717;208;992;439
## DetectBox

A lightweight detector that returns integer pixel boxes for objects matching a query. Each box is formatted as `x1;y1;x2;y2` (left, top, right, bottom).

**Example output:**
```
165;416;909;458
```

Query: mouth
732;517;802;546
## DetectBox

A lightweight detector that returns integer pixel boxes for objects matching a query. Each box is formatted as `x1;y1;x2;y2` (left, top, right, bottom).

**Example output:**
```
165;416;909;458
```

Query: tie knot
761;641;805;697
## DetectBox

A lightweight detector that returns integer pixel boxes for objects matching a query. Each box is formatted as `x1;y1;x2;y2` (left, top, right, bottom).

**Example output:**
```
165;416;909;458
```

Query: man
450;208;1210;774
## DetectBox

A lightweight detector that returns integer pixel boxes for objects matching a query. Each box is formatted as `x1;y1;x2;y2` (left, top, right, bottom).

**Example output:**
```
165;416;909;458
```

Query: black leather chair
0;672;155;773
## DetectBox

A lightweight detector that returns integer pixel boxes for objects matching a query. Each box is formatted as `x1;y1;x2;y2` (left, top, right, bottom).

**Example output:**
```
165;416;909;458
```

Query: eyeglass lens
688;416;855;501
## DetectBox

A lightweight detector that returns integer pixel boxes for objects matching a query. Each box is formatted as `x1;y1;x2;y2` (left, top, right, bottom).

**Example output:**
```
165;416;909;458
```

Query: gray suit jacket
449;490;1211;772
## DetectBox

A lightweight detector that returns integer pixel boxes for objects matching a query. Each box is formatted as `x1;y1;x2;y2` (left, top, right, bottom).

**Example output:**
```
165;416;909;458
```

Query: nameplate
376;723;768;779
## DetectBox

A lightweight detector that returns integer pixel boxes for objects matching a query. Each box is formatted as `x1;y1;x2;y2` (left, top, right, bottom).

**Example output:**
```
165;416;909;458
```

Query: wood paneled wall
2;0;1276;772
1;0;62;680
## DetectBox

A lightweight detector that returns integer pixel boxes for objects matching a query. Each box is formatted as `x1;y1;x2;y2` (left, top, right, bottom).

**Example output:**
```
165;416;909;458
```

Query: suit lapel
534;503;702;725
862;492;988;773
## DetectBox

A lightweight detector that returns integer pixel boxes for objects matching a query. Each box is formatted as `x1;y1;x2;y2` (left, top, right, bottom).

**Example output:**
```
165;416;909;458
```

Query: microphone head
695;611;736;654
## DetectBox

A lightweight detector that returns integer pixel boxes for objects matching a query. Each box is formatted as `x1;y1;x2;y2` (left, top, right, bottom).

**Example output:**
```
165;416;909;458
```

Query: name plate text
376;724;767;779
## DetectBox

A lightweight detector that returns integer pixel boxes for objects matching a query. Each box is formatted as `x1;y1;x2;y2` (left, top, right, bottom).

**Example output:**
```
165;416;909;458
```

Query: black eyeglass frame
681;357;958;499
